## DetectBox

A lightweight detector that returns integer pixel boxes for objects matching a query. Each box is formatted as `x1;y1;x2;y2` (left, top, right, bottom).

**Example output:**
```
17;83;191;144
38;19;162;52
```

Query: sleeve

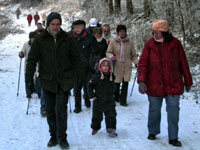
130;41;138;65
88;74;99;99
178;40;193;86
20;42;26;54
25;39;40;83
137;42;149;83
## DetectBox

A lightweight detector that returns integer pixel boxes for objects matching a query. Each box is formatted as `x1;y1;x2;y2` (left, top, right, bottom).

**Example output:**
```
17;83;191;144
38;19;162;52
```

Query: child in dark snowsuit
88;57;117;137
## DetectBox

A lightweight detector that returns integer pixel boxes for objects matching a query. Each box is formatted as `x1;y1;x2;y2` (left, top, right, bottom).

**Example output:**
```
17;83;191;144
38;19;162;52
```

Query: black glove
138;82;147;94
185;86;191;92
26;81;34;98
19;52;24;58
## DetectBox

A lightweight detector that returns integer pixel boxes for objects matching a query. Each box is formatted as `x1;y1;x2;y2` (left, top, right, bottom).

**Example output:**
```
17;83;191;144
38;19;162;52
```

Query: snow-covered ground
0;3;199;150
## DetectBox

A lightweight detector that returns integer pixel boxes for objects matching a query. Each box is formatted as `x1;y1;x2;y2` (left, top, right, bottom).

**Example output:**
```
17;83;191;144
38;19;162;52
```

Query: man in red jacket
34;12;40;26
27;14;32;27
137;19;192;147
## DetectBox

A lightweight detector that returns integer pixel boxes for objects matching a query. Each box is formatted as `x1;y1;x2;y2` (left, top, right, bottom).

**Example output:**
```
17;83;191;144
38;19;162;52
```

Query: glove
138;82;147;94
111;55;116;61
26;81;34;98
19;52;24;58
185;86;191;92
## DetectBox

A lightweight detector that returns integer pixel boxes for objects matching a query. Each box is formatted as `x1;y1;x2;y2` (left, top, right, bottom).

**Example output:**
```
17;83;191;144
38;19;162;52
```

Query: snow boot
73;108;82;113
92;129;98;135
58;139;69;149
47;137;57;147
147;134;156;140
169;139;182;147
108;131;118;137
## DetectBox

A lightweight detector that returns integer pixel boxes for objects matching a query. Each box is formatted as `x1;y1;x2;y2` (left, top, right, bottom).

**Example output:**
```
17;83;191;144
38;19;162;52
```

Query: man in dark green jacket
25;12;81;149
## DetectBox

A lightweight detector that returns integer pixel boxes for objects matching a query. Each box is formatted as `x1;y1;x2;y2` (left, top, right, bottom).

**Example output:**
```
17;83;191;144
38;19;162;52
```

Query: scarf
118;36;125;62
100;71;112;81
153;36;164;43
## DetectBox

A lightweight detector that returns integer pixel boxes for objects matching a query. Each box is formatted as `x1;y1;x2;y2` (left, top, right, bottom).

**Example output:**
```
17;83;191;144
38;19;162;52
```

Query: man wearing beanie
25;12;81;149
69;19;95;113
137;19;192;147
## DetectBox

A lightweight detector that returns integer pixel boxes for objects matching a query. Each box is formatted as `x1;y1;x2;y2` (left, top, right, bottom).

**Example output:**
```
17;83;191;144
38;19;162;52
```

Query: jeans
147;95;180;140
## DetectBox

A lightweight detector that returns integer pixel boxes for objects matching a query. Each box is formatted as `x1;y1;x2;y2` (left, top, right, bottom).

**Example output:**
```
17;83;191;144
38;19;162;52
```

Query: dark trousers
114;81;129;104
74;70;92;109
91;108;117;131
43;85;69;140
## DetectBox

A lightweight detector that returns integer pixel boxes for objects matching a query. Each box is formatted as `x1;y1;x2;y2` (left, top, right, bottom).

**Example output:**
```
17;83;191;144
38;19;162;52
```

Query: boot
147;134;156;140
169;139;182;147
58;138;69;149
92;129;98;135
47;137;57;147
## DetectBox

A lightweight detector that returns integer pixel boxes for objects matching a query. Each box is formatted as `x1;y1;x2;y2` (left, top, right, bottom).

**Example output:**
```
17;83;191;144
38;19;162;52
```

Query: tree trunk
144;0;150;17
127;0;134;14
114;0;121;13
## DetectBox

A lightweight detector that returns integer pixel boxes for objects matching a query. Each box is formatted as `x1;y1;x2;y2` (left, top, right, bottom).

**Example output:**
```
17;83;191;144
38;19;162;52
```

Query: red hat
152;19;168;32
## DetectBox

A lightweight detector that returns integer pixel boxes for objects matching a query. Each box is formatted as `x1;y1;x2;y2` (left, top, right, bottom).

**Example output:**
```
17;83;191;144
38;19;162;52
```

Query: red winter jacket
27;15;32;23
138;36;192;97
34;14;40;21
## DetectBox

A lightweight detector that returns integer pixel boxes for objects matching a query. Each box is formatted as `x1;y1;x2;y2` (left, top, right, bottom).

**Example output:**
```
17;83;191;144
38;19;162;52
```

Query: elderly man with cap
69;19;95;113
137;19;193;147
25;12;81;149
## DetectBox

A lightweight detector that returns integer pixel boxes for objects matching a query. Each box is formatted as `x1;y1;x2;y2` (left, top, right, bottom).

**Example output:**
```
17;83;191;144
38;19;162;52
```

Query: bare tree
114;0;121;13
127;0;134;14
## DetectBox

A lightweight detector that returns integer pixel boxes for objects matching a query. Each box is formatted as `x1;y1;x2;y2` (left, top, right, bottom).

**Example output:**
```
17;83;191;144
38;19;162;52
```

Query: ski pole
17;58;22;96
130;69;138;97
26;98;30;115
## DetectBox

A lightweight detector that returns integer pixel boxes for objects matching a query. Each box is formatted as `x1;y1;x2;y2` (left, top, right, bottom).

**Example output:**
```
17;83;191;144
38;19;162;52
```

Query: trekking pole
26;98;31;115
130;69;138;97
17;58;22;96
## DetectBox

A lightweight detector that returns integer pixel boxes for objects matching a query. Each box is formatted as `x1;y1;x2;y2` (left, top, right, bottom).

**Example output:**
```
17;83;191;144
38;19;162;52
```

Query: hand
19;52;24;58
93;97;97;101
138;82;147;94
26;81;34;98
185;86;191;92
111;55;116;61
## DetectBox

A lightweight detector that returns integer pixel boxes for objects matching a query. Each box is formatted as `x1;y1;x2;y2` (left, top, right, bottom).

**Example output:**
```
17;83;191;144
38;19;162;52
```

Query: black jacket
88;71;116;111
25;28;81;93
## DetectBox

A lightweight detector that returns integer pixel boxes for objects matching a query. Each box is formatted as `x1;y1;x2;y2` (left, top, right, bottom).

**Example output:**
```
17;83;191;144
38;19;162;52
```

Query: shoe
169;139;182;147
147;134;156;140
120;103;128;107
108;131;118;137
73;108;82;113
58;139;69;149
92;130;98;135
40;107;47;117
47;137;57;147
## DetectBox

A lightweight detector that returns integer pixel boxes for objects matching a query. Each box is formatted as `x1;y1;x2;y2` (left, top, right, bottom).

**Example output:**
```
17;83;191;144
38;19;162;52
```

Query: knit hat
152;19;168;32
89;18;97;27
72;20;86;26
46;12;62;27
116;24;127;33
98;58;113;81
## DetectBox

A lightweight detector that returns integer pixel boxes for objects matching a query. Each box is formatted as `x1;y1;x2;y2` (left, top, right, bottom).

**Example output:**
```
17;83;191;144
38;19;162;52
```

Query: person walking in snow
25;12;81;149
19;32;36;98
137;19;193;147
42;13;47;27
33;12;40;26
69;20;93;113
88;57;117;137
27;14;32;27
15;7;21;19
106;24;138;106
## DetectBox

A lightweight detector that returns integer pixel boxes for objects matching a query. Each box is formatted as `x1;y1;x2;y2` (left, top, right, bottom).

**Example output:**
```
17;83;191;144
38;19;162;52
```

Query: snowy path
0;4;200;150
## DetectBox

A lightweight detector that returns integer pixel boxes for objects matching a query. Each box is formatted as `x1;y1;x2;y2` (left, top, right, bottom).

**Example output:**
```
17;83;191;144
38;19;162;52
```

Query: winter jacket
91;38;108;71
25;28;81;93
42;13;46;22
137;36;193;97
106;36;138;83
34;14;40;21
27;15;32;23
70;30;94;70
103;33;114;45
88;71;116;111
